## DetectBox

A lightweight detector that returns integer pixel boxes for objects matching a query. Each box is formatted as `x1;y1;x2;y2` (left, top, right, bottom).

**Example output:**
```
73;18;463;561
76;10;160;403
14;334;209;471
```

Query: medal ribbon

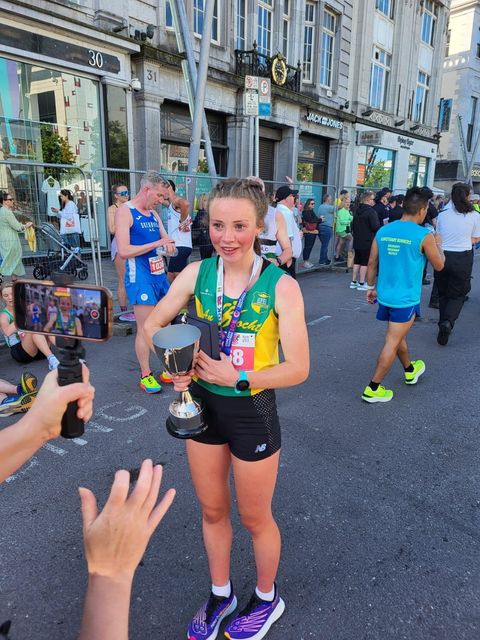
216;255;261;356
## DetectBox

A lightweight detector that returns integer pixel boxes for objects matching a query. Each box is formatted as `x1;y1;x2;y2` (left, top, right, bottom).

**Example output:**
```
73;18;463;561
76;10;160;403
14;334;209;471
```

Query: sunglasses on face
116;190;129;196
4;197;13;201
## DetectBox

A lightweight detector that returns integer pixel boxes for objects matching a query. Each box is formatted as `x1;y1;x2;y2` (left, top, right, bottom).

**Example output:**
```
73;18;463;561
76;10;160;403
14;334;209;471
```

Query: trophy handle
181;389;194;404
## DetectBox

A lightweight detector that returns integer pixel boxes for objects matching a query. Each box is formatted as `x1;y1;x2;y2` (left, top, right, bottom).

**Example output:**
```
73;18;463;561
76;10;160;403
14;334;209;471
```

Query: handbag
304;222;318;231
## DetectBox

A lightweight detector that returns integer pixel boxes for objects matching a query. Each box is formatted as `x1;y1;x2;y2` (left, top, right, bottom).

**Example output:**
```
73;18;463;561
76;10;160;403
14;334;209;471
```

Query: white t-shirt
436;204;480;251
41;178;60;214
59;200;81;235
275;203;302;259
166;203;192;249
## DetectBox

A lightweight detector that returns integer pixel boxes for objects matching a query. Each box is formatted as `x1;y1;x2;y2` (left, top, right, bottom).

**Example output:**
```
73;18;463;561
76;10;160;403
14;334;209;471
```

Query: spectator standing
0;192;32;280
166;179;192;283
351;191;381;290
317;193;335;264
388;194;404;223
51;189;82;250
334;194;353;262
301;198;320;269
374;189;391;226
434;182;480;345
274;185;300;278
107;185;130;312
192;193;214;260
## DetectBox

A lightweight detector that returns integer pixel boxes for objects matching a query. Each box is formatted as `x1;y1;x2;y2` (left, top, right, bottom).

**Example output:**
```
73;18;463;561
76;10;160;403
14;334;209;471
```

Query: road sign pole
254;116;260;177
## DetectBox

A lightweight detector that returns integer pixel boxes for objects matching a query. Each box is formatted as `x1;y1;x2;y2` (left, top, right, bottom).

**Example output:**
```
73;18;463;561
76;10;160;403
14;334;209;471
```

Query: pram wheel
33;265;47;280
77;268;88;281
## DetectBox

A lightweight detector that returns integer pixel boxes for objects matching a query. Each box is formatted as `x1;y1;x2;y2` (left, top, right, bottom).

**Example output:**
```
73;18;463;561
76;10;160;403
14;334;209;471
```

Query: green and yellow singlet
194;256;285;397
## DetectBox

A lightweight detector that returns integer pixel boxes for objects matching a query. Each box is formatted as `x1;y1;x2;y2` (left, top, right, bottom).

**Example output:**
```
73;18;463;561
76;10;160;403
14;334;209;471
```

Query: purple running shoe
187;588;237;640
224;584;285;640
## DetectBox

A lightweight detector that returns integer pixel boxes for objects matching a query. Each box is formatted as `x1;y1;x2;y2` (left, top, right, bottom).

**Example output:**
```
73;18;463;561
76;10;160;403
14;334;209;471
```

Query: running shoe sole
187;595;237;640
20;372;37;394
224;598;285;640
405;362;426;385
139;382;162;394
361;393;393;403
0;393;36;416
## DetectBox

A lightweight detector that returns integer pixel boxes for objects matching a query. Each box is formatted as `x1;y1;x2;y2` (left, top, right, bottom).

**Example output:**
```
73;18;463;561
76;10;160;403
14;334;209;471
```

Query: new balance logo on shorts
255;443;267;454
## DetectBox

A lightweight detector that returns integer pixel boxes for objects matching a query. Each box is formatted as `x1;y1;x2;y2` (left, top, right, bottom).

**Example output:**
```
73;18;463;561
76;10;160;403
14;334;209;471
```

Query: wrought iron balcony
235;43;302;93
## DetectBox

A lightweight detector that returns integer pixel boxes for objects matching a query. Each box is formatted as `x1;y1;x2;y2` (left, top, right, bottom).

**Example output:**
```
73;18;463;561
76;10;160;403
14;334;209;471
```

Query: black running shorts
10;343;46;364
190;382;281;462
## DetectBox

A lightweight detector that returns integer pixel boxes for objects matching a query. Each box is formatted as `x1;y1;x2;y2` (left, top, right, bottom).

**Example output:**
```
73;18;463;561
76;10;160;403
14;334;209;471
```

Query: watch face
236;379;250;392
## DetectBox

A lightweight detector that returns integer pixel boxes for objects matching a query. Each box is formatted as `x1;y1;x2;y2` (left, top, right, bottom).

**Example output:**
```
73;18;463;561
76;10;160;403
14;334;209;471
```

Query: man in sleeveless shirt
165;179;192;283
115;171;175;393
361;187;445;403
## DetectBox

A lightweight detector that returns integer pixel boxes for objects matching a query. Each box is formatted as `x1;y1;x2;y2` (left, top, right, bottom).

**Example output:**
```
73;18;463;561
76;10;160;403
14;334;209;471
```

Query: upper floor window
194;0;219;43
257;0;273;57
375;0;394;19
369;47;391;110
303;1;316;83
414;71;430;123
166;1;173;28
445;28;451;57
236;0;246;49
421;0;438;46
282;0;290;58
320;9;336;88
467;96;478;151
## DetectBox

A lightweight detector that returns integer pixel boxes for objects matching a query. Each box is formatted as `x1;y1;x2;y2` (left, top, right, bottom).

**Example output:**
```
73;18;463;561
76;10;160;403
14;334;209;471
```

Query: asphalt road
1;259;480;640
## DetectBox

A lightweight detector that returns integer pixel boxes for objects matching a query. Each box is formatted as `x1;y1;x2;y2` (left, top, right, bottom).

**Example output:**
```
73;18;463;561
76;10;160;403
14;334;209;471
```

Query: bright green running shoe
139;374;162;394
362;384;393;403
404;359;426;385
18;371;38;395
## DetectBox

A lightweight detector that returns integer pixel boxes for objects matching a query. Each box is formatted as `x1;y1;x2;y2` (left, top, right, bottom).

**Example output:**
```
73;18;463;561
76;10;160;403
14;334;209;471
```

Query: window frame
375;0;394;19
282;0;290;59
369;47;391;111
303;1;316;84
257;0;274;57
193;0;220;44
414;70;430;124
165;0;173;29
236;0;246;50
421;0;438;47
319;8;336;88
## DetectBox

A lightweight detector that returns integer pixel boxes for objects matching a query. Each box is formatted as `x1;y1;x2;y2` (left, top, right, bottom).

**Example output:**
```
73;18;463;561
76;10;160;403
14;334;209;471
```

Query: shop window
363;146;395;189
257;0;273;57
369;47;391;110
105;85;129;169
407;154;429;187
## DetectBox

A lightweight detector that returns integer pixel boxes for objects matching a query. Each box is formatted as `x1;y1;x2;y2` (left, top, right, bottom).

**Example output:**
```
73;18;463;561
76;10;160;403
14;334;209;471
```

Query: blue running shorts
125;274;169;305
376;303;421;323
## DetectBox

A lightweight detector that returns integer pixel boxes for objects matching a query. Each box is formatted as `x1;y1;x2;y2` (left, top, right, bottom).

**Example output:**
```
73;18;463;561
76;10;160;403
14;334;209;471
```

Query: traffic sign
244;75;271;118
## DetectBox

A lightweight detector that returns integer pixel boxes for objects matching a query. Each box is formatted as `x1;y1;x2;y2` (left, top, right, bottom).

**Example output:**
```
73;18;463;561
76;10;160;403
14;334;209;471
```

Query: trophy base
166;411;207;439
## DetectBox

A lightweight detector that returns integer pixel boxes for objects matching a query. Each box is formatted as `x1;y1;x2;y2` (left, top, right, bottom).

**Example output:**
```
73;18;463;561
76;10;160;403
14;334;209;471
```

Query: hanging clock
271;55;287;86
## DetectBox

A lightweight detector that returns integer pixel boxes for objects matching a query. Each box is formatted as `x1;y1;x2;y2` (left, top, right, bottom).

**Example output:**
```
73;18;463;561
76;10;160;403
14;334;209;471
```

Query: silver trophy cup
152;324;207;439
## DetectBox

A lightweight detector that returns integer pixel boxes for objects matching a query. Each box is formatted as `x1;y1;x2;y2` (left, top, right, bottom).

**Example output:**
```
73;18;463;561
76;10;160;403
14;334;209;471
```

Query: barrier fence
0;160;355;289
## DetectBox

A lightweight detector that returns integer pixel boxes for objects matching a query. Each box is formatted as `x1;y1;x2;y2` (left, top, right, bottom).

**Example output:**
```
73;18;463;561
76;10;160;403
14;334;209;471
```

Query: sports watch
234;370;250;394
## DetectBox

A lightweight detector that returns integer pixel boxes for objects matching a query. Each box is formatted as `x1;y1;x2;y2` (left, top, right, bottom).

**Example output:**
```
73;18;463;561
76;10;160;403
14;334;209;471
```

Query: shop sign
305;111;343;129
397;135;415;150
358;130;383;146
0;24;121;73
471;167;480;178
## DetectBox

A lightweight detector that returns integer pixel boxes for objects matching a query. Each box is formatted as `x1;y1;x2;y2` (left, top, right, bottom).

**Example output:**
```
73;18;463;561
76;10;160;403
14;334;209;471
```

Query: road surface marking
86;421;113;433
43;443;67;456
5;456;39;483
307;315;332;326
72;438;88;446
97;401;148;422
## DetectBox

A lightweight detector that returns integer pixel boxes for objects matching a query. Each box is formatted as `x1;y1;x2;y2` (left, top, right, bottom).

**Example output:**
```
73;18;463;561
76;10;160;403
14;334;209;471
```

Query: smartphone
13;280;113;342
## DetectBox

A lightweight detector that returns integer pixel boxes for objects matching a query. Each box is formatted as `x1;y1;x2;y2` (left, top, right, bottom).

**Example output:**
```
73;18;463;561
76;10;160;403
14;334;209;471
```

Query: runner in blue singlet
115;171;176;393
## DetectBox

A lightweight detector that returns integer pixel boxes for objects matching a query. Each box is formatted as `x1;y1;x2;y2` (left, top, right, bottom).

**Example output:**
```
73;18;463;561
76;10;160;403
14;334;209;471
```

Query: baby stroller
32;222;89;281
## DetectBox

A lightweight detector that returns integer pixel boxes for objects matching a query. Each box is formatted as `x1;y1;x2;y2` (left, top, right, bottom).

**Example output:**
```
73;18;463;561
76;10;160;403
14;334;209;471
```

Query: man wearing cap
274;185;300;278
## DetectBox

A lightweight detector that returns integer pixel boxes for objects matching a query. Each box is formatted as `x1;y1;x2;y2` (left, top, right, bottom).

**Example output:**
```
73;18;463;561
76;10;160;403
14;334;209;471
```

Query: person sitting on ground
0;284;60;370
0;372;37;417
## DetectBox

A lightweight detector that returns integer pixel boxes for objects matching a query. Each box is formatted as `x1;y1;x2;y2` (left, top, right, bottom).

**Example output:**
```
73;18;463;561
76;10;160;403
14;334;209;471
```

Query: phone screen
13;280;113;342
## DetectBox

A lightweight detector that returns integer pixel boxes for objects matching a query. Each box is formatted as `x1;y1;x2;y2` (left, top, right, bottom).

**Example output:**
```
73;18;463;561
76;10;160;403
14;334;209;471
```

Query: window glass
194;0;219;42
236;0;246;49
407;154;429;187
421;0;437;45
414;71;430;123
320;10;336;87
364;146;395;189
257;2;273;57
166;1;173;28
369;48;391;110
303;2;316;82
375;0;393;18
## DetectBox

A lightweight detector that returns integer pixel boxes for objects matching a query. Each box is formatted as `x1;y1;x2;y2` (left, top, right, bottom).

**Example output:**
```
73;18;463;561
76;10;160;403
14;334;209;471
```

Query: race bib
148;256;165;275
230;333;255;371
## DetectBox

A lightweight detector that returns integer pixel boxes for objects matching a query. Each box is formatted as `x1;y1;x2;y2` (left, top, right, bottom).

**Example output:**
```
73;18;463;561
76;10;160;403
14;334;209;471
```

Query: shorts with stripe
190;382;281;462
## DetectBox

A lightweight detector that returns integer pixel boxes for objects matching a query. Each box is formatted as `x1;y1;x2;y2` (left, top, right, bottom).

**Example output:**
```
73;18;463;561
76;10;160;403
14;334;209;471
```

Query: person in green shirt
334;194;353;261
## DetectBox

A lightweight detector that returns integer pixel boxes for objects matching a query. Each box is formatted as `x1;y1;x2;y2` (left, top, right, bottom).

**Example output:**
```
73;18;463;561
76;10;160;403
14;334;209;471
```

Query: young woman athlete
144;178;309;640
